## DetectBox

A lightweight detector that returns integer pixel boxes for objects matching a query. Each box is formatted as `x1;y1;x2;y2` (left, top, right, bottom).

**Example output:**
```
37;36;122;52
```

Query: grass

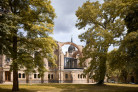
0;83;138;92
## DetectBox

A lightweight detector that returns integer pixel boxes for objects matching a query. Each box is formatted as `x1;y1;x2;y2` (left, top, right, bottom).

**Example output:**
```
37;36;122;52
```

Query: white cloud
51;0;107;53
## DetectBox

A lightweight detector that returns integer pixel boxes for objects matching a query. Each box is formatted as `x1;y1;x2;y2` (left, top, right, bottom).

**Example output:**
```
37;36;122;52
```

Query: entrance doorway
5;71;11;81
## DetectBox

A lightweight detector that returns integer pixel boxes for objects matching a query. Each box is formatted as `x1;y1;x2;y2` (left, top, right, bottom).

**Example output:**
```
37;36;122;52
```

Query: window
64;57;78;69
65;74;68;79
51;74;53;79
5;56;10;63
48;74;50;79
80;74;82;78
22;73;25;78
19;73;21;78
38;74;40;78
78;74;80;78
34;74;37;78
83;74;86;78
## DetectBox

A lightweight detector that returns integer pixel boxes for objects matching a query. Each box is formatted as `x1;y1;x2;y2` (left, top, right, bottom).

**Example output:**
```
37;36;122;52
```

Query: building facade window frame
22;73;25;78
80;74;82;78
38;74;40;78
18;73;21;78
51;74;53;79
34;74;37;78
83;74;86;78
78;74;80;78
5;56;10;63
48;74;50;79
65;74;68;79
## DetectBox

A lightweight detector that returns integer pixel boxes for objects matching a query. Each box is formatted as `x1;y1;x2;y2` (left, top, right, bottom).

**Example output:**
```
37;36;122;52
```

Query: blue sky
51;0;116;53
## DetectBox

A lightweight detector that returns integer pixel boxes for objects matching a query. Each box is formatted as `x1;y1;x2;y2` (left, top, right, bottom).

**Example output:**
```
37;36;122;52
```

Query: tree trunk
124;76;127;83
87;73;89;83
117;75;119;83
121;70;128;83
12;66;19;91
97;56;106;85
41;76;44;83
12;30;19;91
135;70;138;84
26;73;29;83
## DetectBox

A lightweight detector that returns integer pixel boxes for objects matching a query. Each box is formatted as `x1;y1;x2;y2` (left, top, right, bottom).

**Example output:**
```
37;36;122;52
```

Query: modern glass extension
64;57;83;69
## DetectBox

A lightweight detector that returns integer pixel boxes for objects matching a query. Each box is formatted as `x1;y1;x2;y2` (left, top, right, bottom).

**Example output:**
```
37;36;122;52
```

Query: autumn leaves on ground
0;83;138;92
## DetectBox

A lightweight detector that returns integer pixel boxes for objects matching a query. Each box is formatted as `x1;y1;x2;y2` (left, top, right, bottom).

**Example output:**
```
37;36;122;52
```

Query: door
5;71;11;81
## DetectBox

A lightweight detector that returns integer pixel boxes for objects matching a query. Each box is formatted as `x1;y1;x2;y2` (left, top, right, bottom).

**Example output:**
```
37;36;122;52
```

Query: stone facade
0;41;93;83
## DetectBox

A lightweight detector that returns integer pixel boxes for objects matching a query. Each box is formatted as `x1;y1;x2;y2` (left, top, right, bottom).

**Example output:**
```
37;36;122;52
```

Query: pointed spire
71;35;73;43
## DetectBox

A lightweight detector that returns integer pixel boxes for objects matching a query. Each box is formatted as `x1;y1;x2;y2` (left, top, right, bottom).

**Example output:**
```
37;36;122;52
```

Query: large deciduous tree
75;0;126;84
108;0;138;83
123;0;138;83
0;0;56;91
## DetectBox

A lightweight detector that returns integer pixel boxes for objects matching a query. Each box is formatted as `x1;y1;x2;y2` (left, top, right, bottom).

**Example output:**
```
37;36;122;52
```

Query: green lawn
0;83;138;92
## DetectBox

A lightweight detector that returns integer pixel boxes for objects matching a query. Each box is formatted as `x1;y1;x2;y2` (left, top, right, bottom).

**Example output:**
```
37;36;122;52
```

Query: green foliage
107;32;138;83
124;1;138;33
0;0;56;71
107;49;126;82
76;0;127;84
0;0;56;90
107;0;138;83
0;13;19;54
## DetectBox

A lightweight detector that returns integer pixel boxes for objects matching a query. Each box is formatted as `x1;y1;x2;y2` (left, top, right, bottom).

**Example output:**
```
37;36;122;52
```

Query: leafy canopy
107;0;138;83
0;0;57;75
76;0;127;84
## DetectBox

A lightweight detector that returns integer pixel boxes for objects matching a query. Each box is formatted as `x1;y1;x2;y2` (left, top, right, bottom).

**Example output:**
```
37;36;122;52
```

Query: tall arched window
80;74;82;78
22;73;25;78
78;74;80;78
48;74;50;79
38;74;40;78
34;74;37;78
51;74;53;79
83;74;86;78
18;73;21;78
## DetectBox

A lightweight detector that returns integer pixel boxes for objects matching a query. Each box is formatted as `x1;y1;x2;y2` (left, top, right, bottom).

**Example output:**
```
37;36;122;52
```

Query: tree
76;0;126;84
107;0;138;83
119;0;138;83
0;0;56;91
124;0;138;34
107;49;129;83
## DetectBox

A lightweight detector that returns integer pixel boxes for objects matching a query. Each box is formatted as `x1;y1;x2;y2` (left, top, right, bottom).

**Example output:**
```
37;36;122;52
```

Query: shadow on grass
36;84;138;92
0;84;138;92
0;88;37;92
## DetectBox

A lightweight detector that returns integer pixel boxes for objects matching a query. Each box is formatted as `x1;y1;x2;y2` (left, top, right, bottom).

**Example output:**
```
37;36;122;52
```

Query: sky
50;0;115;54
